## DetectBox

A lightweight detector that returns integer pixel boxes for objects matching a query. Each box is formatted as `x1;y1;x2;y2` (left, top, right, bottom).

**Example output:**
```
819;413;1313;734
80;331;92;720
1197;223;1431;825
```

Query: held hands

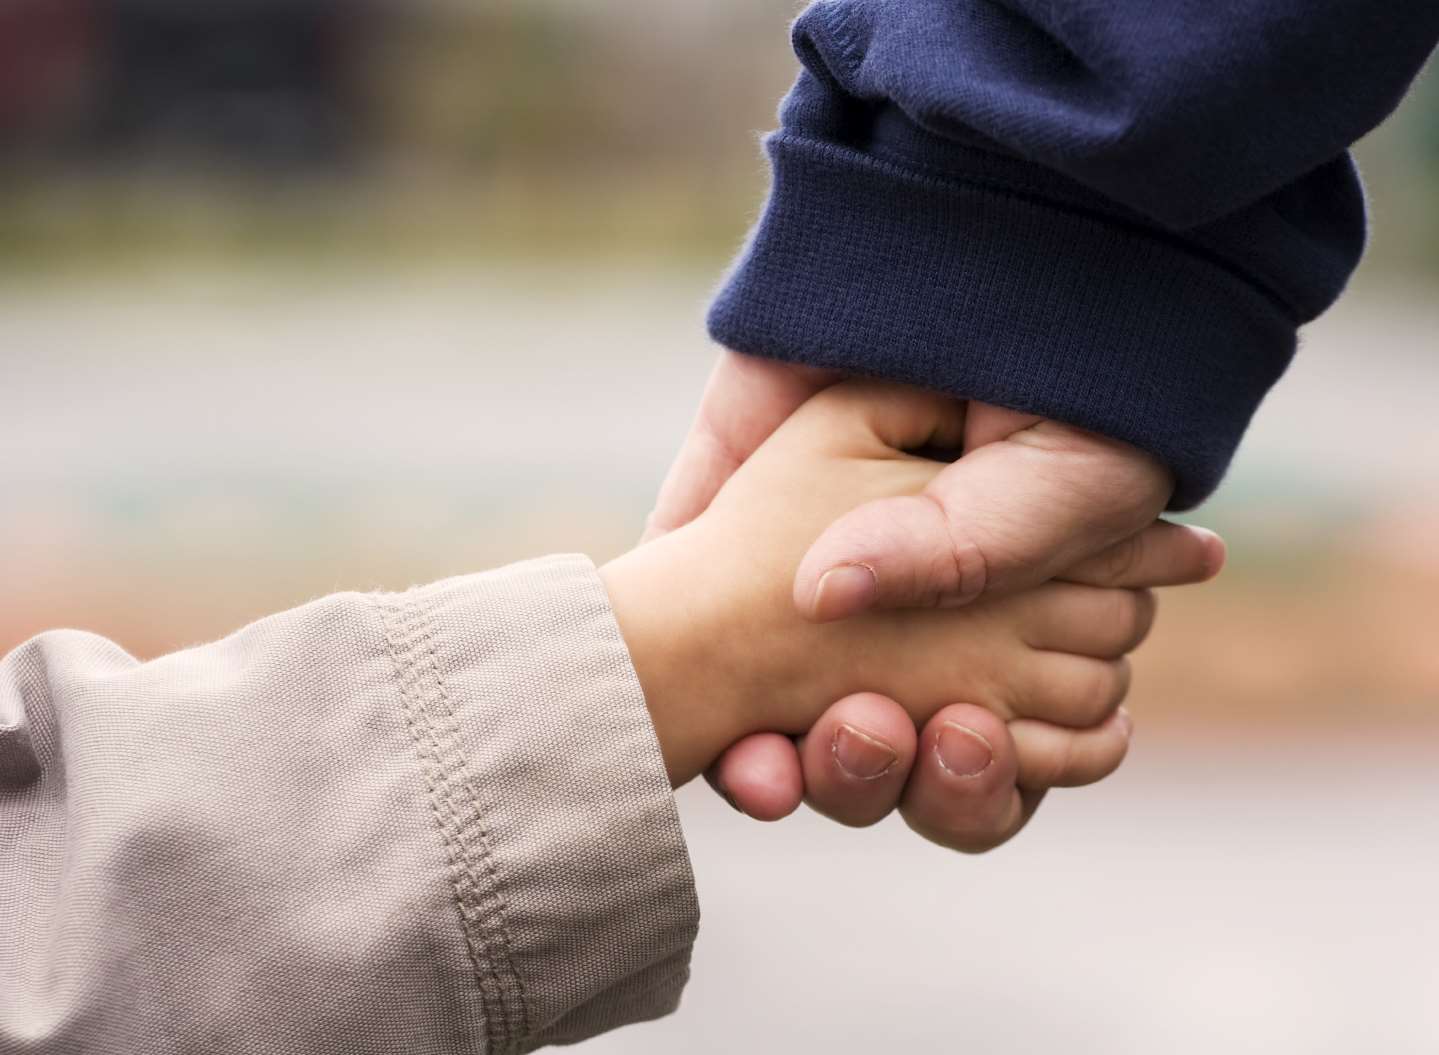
637;351;1223;850
603;380;1219;847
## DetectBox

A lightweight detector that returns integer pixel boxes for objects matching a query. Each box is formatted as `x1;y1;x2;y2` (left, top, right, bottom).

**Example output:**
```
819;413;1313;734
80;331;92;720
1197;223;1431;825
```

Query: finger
706;732;804;822
1011;654;1132;727
964;403;1043;450
1061;520;1226;589
797;693;917;828
795;414;1173;621
1017;584;1157;658
899;704;1043;854
643;350;837;542
800;381;968;458
1010;709;1134;789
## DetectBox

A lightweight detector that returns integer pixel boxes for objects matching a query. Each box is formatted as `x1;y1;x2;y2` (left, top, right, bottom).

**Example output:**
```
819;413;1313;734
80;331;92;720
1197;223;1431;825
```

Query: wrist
600;527;757;787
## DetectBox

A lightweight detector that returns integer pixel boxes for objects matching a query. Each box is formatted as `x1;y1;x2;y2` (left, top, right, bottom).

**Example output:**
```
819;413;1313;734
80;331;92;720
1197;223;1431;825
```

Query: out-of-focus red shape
0;0;96;136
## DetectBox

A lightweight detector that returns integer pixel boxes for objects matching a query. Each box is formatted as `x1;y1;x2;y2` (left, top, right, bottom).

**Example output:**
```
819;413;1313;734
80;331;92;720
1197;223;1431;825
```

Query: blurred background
3;3;1438;1052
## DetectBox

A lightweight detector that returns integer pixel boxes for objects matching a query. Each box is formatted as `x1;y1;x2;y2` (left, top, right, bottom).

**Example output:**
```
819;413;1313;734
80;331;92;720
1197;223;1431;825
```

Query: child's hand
602;382;1214;787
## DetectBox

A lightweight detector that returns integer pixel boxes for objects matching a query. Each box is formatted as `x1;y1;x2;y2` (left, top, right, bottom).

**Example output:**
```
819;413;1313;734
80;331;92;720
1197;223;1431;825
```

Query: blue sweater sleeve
707;1;1439;507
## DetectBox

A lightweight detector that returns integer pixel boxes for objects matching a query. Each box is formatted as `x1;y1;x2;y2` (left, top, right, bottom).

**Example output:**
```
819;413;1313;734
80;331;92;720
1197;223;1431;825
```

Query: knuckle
1016;745;1058;791
1101;535;1145;584
1130;589;1158;645
1092;588;1151;656
917;492;986;605
1097;728;1132;780
1071;724;1132;787
1036;733;1075;789
1075;661;1127;724
1110;589;1145;649
1072;668;1111;724
1107;588;1139;637
1110;658;1134;707
1010;425;1172;532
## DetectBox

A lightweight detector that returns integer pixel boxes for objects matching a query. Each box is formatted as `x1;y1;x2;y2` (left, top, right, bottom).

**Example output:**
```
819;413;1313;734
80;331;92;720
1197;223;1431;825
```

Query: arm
2;385;1208;1052
664;3;1430;837
0;558;697;1053
709;0;1439;507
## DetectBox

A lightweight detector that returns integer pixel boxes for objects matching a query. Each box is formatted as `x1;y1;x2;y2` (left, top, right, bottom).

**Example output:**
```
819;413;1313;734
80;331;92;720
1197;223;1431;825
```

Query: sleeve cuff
389;556;699;1051
707;131;1301;508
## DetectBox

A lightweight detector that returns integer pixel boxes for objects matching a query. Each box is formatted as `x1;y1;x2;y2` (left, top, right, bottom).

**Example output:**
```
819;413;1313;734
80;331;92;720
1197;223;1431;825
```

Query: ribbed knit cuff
708;133;1301;508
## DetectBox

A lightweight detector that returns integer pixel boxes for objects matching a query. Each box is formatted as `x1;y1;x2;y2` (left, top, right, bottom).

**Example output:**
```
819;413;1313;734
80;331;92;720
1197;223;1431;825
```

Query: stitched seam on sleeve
378;591;531;1053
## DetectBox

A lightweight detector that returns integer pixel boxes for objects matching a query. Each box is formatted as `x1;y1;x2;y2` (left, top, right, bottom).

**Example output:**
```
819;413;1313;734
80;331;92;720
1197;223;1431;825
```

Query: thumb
794;416;1174;620
643;350;837;542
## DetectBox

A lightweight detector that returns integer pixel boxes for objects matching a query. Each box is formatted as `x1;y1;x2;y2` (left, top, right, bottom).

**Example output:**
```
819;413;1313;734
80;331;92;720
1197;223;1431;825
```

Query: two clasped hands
603;349;1225;851
0;344;1229;1053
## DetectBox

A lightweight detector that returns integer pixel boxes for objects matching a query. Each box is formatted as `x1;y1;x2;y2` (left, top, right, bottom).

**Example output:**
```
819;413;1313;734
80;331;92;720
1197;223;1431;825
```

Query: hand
647;350;1222;849
722;695;1134;849
605;382;1186;790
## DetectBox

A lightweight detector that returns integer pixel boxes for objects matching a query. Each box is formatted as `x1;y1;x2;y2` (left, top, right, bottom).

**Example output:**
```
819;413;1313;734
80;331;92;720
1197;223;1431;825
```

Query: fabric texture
709;0;1439;507
0;555;698;1054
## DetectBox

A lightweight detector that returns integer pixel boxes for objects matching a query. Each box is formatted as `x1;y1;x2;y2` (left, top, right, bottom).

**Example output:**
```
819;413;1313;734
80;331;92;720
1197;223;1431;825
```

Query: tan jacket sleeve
0;555;698;1054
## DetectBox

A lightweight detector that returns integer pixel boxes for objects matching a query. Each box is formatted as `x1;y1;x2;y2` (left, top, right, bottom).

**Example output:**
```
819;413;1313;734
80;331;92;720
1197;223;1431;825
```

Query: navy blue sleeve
708;1;1439;507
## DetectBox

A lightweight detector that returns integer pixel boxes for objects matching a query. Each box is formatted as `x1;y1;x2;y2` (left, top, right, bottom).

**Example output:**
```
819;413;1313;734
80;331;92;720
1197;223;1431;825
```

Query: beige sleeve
0;555;698;1054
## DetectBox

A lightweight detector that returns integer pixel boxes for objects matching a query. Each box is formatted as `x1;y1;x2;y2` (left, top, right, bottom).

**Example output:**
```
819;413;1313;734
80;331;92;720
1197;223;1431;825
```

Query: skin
645;351;1223;850
603;382;1215;805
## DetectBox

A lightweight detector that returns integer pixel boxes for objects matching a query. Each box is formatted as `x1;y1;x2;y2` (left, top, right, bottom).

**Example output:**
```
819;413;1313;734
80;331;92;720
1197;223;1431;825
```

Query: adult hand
648;349;1220;848
643;350;840;542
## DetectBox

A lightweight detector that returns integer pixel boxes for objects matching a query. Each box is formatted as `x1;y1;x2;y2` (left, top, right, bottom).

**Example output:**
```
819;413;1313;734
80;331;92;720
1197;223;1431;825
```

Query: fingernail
935;723;994;778
832;723;898;781
812;564;878;620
